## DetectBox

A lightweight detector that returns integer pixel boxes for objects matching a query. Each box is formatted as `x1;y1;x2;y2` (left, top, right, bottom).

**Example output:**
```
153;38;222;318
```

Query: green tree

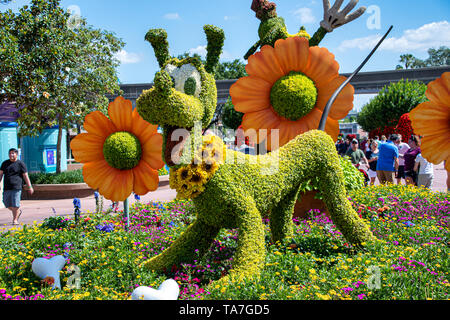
222;97;244;130
176;52;247;80
214;59;247;80
357;79;427;133
396;46;449;69
0;0;124;173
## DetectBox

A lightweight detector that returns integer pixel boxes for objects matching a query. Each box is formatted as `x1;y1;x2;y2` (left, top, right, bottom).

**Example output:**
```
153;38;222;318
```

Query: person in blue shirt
376;134;399;184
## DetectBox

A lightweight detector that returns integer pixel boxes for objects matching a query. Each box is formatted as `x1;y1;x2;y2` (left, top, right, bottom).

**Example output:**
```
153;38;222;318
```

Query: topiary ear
145;29;170;68
203;25;225;74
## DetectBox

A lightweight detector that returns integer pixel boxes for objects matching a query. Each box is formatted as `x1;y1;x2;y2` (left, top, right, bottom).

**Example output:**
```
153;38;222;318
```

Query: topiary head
136;25;225;130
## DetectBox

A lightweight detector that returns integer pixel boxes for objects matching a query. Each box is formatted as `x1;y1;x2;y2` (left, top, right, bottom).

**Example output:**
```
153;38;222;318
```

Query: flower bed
0;185;448;300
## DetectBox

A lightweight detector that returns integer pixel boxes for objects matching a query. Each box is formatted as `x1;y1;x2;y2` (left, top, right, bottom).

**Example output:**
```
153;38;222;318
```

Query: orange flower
410;72;450;171
230;36;354;150
70;96;164;201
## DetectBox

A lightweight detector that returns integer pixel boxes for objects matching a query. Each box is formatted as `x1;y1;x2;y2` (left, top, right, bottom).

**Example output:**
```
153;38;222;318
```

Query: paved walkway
0;163;448;233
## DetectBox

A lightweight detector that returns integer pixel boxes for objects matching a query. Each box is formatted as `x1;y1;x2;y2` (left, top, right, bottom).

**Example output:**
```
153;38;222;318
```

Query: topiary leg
221;196;266;283
318;155;375;245
269;188;299;243
142;218;220;272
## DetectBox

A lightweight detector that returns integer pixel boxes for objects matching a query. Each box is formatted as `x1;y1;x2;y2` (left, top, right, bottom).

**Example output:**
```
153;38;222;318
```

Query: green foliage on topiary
299;156;364;197
270;71;317;121
203;25;225;74
144;130;375;283
145;29;170;68
139;21;374;285
222;97;244;130
357;79;427;133
103;132;142;170
137;57;217;130
184;77;197;96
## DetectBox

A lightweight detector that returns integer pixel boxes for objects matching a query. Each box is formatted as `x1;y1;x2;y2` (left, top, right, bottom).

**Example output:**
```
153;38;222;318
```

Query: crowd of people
335;133;437;189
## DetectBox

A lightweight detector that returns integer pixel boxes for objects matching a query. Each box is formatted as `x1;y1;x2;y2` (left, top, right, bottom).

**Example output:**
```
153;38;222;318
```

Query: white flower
164;63;202;97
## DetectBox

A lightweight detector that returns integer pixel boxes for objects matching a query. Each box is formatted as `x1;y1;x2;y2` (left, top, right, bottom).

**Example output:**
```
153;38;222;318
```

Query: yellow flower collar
169;135;226;199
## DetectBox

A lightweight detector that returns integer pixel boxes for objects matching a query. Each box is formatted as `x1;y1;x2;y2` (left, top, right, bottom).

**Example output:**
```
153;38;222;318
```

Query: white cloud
292;7;316;24
163;12;180;20
188;45;235;61
115;50;141;64
188;45;207;57
338;21;450;52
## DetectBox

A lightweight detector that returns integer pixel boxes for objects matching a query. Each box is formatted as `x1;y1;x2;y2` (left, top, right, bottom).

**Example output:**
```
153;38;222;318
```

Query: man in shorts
376;134;399;184
0;148;34;225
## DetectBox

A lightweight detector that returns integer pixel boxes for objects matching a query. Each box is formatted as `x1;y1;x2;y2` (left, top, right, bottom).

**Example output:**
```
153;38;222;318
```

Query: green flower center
270;71;318;121
103;132;142;170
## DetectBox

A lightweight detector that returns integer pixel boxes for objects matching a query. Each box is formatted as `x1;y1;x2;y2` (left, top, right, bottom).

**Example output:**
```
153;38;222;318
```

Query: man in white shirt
395;134;410;185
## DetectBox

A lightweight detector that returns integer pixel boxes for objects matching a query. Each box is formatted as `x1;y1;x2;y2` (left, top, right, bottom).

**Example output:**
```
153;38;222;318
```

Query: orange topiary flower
70;96;164;201
230;36;354;150
410;72;450;171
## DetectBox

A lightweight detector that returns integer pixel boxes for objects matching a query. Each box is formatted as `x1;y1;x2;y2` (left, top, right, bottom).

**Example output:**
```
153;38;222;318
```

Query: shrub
357;80;427;133
29;170;84;184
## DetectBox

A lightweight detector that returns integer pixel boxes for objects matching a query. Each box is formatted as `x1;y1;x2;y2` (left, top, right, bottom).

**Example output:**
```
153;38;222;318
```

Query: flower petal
142;134;165;170
410;102;449;136
304;46;340;88
131;108;159;143
246;44;285;84
315;75;354;119
83;160;133;201
132;160;159;195
241;107;281;144
426;72;450;106
324;117;340;142
83;111;116;138
273;36;309;75
70;133;105;163
108;96;133;132
230;76;272;113
420;133;450;166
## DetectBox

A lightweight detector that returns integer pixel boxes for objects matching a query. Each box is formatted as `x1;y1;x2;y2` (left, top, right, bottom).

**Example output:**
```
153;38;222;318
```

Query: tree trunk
56;113;63;174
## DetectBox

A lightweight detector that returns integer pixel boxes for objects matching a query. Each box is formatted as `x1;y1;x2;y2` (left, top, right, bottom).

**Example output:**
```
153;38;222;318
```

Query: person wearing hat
345;139;368;167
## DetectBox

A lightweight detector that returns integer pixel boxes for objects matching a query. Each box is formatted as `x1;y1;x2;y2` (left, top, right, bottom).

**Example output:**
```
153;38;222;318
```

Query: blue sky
3;0;450;110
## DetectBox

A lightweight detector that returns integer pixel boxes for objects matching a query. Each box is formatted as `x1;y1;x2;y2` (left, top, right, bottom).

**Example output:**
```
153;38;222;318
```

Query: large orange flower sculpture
230;36;354;150
410;72;450;171
70;96;164;201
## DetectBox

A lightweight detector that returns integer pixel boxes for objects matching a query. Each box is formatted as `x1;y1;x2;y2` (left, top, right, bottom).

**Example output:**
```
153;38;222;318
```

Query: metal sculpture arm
318;26;393;131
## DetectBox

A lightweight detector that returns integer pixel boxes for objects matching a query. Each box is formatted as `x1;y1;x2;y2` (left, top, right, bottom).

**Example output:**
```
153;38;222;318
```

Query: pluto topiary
136;1;375;285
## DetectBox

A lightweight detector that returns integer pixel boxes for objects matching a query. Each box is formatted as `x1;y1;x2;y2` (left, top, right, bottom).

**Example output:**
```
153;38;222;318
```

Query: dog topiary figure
137;22;375;284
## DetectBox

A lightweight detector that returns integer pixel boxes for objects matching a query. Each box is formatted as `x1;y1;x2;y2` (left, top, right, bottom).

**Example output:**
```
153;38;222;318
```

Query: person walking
404;135;421;186
376;134;399;184
0;148;34;225
395;134;410;185
414;153;434;189
365;140;379;186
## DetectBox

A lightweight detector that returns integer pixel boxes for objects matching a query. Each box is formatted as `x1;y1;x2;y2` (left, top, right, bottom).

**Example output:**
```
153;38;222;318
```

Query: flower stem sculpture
136;11;375;285
410;72;450;171
70;96;165;202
